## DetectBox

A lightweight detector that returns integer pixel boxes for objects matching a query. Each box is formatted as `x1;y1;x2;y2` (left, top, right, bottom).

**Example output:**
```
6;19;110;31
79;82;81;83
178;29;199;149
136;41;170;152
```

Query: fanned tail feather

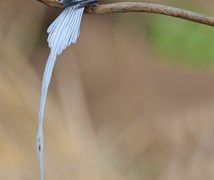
47;6;84;55
37;5;84;180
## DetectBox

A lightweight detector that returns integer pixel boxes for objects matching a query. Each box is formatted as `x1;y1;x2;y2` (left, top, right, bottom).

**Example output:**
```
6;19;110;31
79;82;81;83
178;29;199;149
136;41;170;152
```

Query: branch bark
36;0;214;26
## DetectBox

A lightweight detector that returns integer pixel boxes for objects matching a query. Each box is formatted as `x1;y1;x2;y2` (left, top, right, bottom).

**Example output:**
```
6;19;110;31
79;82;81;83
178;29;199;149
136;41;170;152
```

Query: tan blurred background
1;0;214;180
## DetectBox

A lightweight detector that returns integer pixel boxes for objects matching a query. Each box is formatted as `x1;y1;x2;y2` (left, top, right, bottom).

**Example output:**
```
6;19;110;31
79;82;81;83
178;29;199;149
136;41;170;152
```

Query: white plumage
37;5;84;180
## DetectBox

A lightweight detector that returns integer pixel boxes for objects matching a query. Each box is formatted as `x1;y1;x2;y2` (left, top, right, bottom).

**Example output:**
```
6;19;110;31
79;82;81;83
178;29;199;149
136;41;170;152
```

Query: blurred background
1;0;214;179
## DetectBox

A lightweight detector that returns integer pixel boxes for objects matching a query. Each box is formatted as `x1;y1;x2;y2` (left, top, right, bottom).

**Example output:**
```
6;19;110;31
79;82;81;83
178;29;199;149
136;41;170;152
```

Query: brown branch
36;0;214;26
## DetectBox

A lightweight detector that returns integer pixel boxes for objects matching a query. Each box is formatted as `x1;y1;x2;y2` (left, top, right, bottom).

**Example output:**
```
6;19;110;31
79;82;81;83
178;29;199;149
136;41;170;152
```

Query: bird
37;0;98;179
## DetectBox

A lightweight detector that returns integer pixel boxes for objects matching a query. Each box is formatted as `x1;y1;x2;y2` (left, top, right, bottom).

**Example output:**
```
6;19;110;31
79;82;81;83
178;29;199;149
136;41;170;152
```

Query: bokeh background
1;0;214;179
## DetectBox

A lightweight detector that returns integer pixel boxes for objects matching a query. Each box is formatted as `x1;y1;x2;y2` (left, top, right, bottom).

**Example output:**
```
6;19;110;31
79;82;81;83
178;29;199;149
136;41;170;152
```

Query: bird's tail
37;49;57;180
47;5;84;55
37;5;84;180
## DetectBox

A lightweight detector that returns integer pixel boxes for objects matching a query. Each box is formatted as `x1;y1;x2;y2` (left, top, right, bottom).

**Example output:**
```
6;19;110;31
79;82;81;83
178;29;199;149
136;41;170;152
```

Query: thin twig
36;0;214;26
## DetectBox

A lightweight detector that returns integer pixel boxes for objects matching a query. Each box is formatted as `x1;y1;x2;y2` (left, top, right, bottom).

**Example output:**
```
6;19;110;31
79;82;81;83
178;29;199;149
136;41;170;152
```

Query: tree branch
36;0;214;27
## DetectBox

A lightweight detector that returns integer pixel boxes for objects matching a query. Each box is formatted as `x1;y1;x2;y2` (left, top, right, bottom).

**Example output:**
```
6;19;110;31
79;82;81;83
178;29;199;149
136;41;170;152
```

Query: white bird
37;1;98;179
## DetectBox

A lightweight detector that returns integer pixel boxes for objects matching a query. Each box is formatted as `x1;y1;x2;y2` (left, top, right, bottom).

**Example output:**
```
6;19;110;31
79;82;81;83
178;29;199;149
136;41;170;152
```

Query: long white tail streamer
37;5;84;180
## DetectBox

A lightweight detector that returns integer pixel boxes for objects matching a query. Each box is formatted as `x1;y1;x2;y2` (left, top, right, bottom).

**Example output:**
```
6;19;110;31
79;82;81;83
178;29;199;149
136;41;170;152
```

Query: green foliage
147;16;214;68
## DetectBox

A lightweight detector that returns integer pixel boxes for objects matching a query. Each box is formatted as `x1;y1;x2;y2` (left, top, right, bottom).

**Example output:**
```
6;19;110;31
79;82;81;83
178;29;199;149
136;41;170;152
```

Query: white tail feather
47;6;84;54
37;5;84;180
